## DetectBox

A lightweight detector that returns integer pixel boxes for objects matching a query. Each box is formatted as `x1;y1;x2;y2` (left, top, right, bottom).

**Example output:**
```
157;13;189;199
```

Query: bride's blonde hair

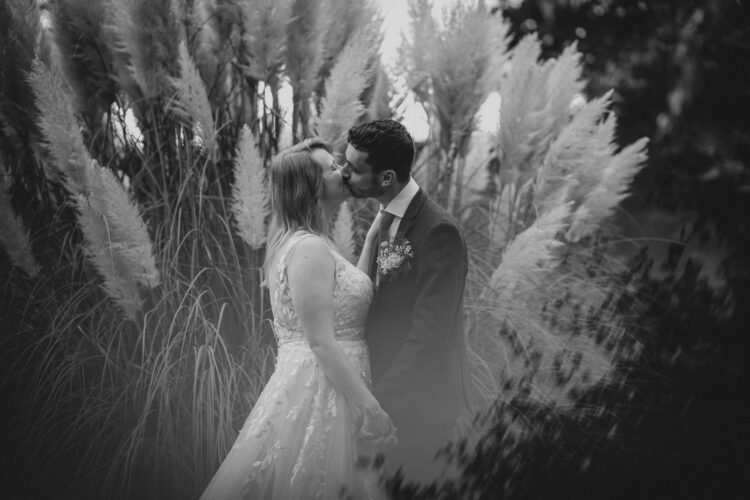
263;138;333;279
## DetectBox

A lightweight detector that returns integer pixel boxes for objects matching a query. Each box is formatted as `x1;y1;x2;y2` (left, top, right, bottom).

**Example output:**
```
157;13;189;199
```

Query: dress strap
276;232;321;273
274;232;326;295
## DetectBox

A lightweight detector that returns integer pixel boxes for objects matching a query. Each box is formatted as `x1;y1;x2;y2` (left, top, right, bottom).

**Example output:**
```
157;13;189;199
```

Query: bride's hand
356;213;382;275
357;404;397;447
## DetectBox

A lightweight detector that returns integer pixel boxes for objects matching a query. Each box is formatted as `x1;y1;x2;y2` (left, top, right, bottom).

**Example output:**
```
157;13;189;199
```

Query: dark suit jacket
366;189;469;431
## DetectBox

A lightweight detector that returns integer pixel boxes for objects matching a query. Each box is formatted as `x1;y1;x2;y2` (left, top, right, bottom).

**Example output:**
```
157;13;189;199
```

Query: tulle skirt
199;338;382;500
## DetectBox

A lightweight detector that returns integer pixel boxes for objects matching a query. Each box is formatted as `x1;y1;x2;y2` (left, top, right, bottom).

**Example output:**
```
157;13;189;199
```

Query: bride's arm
356;211;381;275
288;236;392;431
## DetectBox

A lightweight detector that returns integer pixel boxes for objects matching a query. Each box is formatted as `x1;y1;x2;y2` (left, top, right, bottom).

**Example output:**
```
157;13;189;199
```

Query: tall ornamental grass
0;0;379;498
1;0;650;497
0;168;41;278
397;0;649;472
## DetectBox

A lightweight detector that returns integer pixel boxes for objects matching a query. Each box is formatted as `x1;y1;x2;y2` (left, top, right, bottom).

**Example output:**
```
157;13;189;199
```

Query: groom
342;119;468;484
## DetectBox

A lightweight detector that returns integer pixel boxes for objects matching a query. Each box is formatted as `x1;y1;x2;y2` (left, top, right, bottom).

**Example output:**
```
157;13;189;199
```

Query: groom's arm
374;221;467;413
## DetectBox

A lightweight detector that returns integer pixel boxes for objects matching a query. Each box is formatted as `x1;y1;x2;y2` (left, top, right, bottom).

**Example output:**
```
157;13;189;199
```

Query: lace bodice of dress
270;232;374;345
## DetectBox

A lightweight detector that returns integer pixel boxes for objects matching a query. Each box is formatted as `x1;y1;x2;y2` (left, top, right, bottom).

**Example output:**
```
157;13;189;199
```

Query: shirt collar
381;177;420;219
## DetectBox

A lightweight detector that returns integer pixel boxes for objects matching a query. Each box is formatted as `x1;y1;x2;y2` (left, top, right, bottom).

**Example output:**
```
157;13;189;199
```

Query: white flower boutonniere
377;238;414;282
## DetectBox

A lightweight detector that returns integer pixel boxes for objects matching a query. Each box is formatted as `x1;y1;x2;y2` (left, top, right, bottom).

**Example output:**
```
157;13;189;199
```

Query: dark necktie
378;209;396;249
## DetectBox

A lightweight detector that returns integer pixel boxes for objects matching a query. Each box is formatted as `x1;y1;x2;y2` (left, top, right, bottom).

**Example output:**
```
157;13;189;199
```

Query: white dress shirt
375;177;420;241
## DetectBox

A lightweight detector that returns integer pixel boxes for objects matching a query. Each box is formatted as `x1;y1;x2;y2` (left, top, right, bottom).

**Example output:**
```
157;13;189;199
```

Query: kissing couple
200;119;469;499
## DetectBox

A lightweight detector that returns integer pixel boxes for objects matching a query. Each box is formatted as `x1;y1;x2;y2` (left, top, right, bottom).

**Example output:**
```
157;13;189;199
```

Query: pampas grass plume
30;58;158;317
76;198;142;320
104;0;180;99
429;2;504;151
567;137;649;241
241;0;293;80
489;203;570;298
88;161;160;289
29;59;93;193
314;25;379;148
232;125;268;249
171;41;216;152
332;201;355;263
0;172;41;277
191;0;224;91
7;0;42;55
496;35;552;185
544;42;585;137
534;90;615;214
286;0;323;97
468;203;570;411
74;160;159;320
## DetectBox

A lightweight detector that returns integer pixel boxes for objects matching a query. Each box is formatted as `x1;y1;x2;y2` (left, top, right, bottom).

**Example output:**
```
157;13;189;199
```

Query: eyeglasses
329;158;345;172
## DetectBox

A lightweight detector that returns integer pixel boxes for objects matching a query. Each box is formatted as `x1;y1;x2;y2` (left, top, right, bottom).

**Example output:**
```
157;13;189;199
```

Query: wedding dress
200;231;379;500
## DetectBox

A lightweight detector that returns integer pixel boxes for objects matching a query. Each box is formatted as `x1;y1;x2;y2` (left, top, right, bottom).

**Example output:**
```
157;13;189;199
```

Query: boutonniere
377;238;414;282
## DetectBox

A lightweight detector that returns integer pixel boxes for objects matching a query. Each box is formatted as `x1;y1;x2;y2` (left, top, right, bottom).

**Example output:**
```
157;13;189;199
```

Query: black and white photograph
1;0;748;498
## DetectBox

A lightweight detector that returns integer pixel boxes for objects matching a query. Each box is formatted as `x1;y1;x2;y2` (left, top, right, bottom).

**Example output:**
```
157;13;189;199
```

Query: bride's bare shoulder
286;234;335;275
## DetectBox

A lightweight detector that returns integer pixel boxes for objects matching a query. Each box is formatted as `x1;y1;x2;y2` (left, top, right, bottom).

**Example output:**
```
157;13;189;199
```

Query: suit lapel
394;189;426;242
369;189;427;287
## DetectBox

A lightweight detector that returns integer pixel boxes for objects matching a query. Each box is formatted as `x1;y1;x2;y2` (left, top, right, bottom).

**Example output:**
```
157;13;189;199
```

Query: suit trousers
385;417;457;486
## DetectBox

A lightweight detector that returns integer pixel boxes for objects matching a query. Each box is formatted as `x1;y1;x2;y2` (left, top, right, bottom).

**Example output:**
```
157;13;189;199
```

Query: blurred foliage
385;240;748;499
418;0;750;497
499;0;750;253
378;0;749;498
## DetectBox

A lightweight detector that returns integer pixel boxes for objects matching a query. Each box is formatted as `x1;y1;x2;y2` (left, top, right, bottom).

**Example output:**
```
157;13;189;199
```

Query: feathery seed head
232;125;268;249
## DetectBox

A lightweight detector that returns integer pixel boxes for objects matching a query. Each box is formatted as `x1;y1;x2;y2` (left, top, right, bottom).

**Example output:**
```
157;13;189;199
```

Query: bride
199;138;395;500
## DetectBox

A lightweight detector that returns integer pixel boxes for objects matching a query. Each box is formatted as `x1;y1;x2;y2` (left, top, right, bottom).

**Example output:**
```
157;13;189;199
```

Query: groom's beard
344;181;384;199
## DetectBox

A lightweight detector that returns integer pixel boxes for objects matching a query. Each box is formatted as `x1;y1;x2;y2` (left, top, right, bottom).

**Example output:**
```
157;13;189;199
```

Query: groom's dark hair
347;119;414;183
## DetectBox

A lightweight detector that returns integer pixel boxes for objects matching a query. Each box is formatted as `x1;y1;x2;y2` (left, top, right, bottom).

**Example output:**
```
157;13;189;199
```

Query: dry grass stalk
286;0;324;140
76;199;143;319
495;35;552;188
424;3;510;209
6;0;41;52
468;204;570;409
191;0;241;102
77;161;160;319
332;201;355;263
457;33;652;434
21;283;265;498
567;137;649;241
171;41;217;153
468;204;636;416
232;125;268;249
104;0;181;100
534;91;616;214
241;0;293;81
430;3;507;154
28;60;93;193
316;0;378;89
544;43;585;138
0;171;41;277
314;25;379;148
402;0;436;103
87;161;160;289
30;60;158;318
49;0;113;121
487;203;570;309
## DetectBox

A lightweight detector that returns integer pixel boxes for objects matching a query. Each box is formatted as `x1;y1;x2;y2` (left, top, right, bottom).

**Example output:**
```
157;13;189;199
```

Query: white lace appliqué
199;233;381;500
